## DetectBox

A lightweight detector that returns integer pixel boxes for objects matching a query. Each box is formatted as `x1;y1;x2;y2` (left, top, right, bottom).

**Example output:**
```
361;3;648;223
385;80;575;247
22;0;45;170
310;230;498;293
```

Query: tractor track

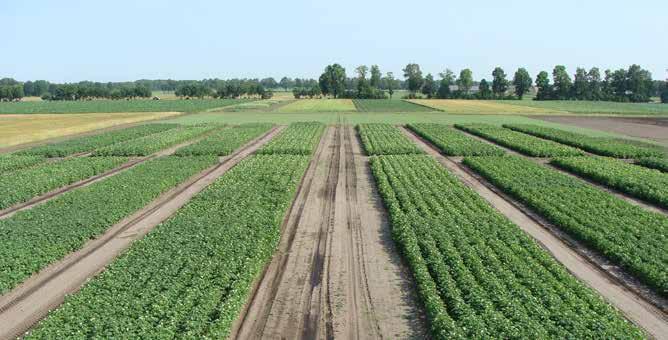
0;126;283;340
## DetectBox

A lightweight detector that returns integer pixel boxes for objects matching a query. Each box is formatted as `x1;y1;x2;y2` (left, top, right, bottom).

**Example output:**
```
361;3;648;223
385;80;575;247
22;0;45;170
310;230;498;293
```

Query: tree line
174;79;272;99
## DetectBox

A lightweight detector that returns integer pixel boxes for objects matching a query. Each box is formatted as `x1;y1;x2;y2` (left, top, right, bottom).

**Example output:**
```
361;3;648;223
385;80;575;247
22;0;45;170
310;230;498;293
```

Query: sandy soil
232;125;427;339
533;116;668;146
402;127;668;338
0;126;283;340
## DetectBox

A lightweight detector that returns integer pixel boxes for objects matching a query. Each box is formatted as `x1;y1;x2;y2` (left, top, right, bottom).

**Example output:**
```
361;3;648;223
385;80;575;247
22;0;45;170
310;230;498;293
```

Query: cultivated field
0;100;667;339
0;99;247;114
409;99;567;114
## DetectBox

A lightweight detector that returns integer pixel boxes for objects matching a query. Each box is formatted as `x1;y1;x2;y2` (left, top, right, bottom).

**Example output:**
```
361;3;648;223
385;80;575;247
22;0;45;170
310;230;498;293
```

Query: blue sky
2;0;667;83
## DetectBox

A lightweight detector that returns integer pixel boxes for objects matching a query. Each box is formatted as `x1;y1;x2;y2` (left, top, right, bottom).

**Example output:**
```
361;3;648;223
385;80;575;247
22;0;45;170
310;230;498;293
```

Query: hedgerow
93;125;219;156
0;154;45;173
455;123;585;157
370;155;642;338
357;123;423;155
175;123;273;156
26;155;310;338
257;122;325;155
464;155;668;297
407;123;505;156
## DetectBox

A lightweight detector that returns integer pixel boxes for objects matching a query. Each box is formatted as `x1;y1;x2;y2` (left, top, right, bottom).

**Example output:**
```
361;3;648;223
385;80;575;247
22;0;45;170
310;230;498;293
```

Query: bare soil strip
401;127;668;338
233;125;427;339
0;126;283;340
0;129;217;220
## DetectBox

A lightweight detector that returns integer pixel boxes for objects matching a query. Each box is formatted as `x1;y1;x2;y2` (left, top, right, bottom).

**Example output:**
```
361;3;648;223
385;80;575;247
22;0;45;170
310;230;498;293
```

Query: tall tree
437;69;455;99
403;63;424;95
626;64;653;102
535;71;552;100
587;68;602;100
318;64;347;98
512;68;532;99
370;65;382;88
492;67;509;97
421;73;436;98
552;65;572;100
279;77;293;91
457;69;473;95
572;67;588;100
356;65;373;98
477;79;492;99
385;72;396;99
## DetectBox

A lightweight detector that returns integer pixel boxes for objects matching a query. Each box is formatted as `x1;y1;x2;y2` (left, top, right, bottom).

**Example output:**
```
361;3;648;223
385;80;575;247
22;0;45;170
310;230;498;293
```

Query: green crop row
357;123;423;155
257;122;325;155
93;125;219;156
352;99;431;112
551;156;668;209
175;123;273;156
407;123;505;156
0;156;217;294
19;124;179;157
504;124;665;158
464;155;668;297
0;154;45;173
0;99;249;114
455;124;585;157
370;155;641;339
636;157;668;172
0;156;129;211
27;154;310;338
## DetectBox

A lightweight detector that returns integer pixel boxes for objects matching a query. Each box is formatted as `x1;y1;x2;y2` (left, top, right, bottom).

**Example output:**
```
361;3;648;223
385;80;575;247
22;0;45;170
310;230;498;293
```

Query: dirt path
233;125;426;339
401;127;668;338
0;126;284;340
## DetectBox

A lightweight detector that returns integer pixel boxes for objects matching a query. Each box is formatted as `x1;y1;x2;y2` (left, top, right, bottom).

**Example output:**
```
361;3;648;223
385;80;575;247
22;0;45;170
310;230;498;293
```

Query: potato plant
94;125;219;156
258;122;325;155
0;154;45;173
407;123;505;156
175;123;273;156
357;123;423;155
636;157;668;172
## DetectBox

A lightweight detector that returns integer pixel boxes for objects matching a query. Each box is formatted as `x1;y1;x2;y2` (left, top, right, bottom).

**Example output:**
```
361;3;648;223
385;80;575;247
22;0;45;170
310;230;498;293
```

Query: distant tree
356;65;374;98
587;67;602;100
403;63;424;95
602;69;614;100
492;67;509;97
421;73;436;98
661;85;668;103
535;71;553;100
512;68;532;99
477;79;492;99
260;77;278;89
571;67;588;100
319;64;347;98
552;65;572;100
437;69;455;99
626;64;653;102
609;68;628;101
384;72;396;99
370;65;382;88
457;69;473;95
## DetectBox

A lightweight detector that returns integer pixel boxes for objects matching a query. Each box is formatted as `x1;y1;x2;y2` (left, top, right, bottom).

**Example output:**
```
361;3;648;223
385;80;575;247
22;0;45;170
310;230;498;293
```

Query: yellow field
275;99;356;113
0;112;180;148
408;99;568;114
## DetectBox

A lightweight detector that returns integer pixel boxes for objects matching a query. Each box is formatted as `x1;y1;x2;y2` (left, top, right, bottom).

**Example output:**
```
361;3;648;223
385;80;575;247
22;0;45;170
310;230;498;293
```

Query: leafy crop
0;156;217;294
464;155;668;297
455;124;584;157
0;156;129;210
357;123;423;155
258;122;325;155
353;99;431;112
27;155;309;338
275;99;356;112
175;123;273;156
636;157;668;172
504;124;664;158
370;154;642;339
0;99;249;114
0;154;44;173
551;156;668;208
19;124;178;157
407;123;505;156
94;125;220;156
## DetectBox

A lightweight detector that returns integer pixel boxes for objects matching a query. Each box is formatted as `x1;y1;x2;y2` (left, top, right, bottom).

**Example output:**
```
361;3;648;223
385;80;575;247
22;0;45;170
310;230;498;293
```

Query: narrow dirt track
401;127;668;339
0;126;283;340
233;125;427;340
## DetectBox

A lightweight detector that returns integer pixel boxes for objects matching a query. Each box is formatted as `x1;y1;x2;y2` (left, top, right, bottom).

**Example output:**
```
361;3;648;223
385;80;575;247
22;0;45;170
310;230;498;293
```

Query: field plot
502;100;668;115
456;124;585;157
275;99;356;112
408;99;566;114
463;155;668;296
93;125;220;156
257;122;325;155
0;154;44;173
504;124;664;158
369;154;642;338
0;157;128;211
0;112;179;148
637;157;668;172
353;99;432;112
27;155;309;339
0;99;247;114
175;123;273;156
357;123;424;155
551;156;668;209
407;123;505;156
19;123;178;157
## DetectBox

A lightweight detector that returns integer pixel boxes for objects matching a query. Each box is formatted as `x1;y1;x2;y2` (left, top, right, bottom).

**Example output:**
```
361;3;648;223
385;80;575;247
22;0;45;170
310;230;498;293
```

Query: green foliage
464;155;668;297
512;68;532;99
492;67;509;96
94;125;219;156
175;123;273;156
352;99;430;112
421;73;436;98
0;157;128;210
357;124;423;155
407;123;505;156
456;69;473;94
503;124;664;158
19;124;179;157
0;99;248;114
257;122;325;155
502;99;668;115
370;154;643;339
26;154;308;338
403;63;424;94
0;156;217;294
636;157;668;172
551;156;668;208
0;154;44;173
455;124;585;157
319;64;347;98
